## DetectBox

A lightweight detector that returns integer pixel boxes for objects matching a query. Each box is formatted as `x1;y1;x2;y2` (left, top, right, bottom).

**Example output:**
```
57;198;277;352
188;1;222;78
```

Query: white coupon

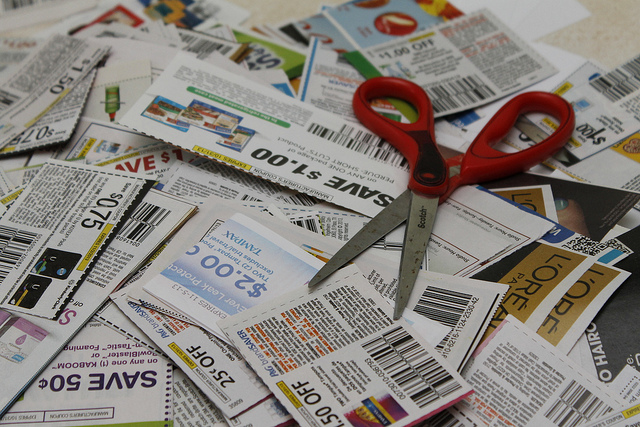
144;212;324;339
554;83;639;161
53;118;162;163
298;37;400;123
346;9;557;117
160;160;319;207
460;315;626;426
119;51;409;217
0;160;153;319
93;142;196;179
0;69;96;156
218;264;473;427
527;60;640;163
0;320;172;426
0;34;109;147
111;290;271;418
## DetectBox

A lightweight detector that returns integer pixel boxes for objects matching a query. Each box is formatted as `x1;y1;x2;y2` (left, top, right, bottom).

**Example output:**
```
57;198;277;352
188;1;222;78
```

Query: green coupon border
187;86;291;128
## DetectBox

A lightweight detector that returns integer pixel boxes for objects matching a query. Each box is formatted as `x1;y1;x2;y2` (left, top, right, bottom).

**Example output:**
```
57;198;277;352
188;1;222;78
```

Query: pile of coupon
1;0;640;426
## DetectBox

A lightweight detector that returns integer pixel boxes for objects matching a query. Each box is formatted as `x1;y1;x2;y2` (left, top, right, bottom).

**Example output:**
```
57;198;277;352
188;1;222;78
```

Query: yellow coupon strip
78;138;97;159
169;342;197;369
0;189;22;206
193;145;252;171
277;381;302;408
623;403;640;418
94;150;139;166
25;89;69;128
553;81;573;96
77;224;114;270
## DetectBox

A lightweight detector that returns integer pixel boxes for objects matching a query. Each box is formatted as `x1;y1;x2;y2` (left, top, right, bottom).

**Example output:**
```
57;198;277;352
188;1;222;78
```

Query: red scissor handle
353;76;449;196
444;91;575;199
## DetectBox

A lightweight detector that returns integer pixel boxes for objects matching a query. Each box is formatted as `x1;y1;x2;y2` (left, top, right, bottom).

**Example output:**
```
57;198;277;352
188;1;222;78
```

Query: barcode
240;194;262;202
0;89;20;112
414;286;473;328
118;202;169;244
290;217;320;234
180;33;233;59
362;326;462;408
425;410;462;427
544;380;612;426
425;75;495;114
307;123;408;169
280;193;317;206
589;55;640;102
2;0;36;11
0;225;39;283
415;286;474;354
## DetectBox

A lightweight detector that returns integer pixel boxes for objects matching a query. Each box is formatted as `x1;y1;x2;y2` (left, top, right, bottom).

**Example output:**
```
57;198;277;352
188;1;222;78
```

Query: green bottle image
104;85;120;122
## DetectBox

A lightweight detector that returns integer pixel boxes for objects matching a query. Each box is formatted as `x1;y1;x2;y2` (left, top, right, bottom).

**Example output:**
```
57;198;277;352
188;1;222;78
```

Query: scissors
307;76;575;320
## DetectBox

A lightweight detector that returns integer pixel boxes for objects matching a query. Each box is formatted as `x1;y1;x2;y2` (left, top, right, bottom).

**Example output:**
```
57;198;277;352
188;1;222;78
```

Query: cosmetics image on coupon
0;316;48;363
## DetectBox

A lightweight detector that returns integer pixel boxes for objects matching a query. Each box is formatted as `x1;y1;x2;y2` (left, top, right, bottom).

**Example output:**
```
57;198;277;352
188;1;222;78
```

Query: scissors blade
308;189;412;288
393;192;438;320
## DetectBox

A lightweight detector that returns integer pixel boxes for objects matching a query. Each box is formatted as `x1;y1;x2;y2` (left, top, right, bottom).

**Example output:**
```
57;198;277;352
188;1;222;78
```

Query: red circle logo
374;12;418;36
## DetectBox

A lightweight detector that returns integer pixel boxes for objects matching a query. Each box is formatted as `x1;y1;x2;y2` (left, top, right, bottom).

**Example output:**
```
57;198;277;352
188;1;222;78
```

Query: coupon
460;315;626;425
93;142;196;179
143;212;324;339
111;290;271;418
0;70;96;156
218;264;473;427
0;160;154;319
551;81;639;162
53;118;162;163
0;34;109;147
119;51;409;217
322;0;462;49
298;37;402;123
471;240;595;340
99;287;291;423
159;160;318;206
0;320;172;426
0;176;194;417
345;9;557;117
537;262;630;355
521;60;640;163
